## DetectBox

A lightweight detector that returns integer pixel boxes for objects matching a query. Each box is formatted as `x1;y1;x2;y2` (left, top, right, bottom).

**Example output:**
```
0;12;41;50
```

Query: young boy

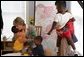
32;36;44;56
47;1;78;56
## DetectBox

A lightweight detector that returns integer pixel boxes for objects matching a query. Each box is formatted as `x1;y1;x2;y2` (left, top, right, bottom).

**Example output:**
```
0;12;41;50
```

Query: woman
12;17;26;52
48;1;77;56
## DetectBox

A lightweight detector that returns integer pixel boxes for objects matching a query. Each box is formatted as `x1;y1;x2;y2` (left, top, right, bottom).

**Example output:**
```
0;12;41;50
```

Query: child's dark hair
34;36;43;42
55;1;69;13
24;41;29;46
55;1;66;8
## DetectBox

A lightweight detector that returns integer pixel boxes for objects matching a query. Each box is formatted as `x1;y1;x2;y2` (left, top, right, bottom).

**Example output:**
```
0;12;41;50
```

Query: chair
35;26;42;36
1;50;2;55
2;41;13;55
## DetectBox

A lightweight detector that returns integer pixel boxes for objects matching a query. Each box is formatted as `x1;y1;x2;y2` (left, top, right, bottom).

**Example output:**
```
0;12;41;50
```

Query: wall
26;1;34;25
71;1;83;55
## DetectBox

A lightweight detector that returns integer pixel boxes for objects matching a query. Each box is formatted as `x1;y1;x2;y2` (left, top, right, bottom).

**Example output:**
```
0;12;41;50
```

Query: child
12;17;26;52
47;1;78;56
32;36;44;56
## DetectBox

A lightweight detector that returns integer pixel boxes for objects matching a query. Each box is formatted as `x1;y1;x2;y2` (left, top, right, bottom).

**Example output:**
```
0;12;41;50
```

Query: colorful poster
35;1;58;56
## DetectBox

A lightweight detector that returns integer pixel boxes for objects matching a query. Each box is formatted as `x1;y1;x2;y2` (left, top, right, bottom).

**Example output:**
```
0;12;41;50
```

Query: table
1;53;22;56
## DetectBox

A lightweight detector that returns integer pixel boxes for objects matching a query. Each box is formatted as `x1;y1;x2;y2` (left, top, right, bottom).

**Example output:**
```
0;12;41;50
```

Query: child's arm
19;30;27;43
18;37;24;43
47;21;57;35
18;33;26;43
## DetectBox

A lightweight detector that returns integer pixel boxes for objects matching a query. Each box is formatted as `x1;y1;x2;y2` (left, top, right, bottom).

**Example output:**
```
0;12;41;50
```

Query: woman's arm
18;37;26;43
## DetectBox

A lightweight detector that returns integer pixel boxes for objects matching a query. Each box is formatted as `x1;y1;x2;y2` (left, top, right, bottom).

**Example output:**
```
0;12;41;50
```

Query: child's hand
57;31;63;36
43;34;49;39
47;32;51;35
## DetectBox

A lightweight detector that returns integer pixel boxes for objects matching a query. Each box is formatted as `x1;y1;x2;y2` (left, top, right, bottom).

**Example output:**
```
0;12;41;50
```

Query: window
1;1;26;41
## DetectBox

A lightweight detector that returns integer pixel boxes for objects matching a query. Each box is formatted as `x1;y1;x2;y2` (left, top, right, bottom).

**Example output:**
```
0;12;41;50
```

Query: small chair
35;26;42;36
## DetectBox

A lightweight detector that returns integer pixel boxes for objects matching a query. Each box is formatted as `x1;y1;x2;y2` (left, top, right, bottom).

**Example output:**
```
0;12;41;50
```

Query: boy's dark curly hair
55;1;66;8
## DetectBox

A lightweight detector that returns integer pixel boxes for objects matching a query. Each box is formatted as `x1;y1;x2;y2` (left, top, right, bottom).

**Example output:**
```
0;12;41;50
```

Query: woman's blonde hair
13;17;25;26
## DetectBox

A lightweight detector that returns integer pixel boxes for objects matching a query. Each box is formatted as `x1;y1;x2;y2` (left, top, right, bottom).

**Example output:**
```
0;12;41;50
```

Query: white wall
71;1;83;56
26;1;29;25
26;1;34;25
